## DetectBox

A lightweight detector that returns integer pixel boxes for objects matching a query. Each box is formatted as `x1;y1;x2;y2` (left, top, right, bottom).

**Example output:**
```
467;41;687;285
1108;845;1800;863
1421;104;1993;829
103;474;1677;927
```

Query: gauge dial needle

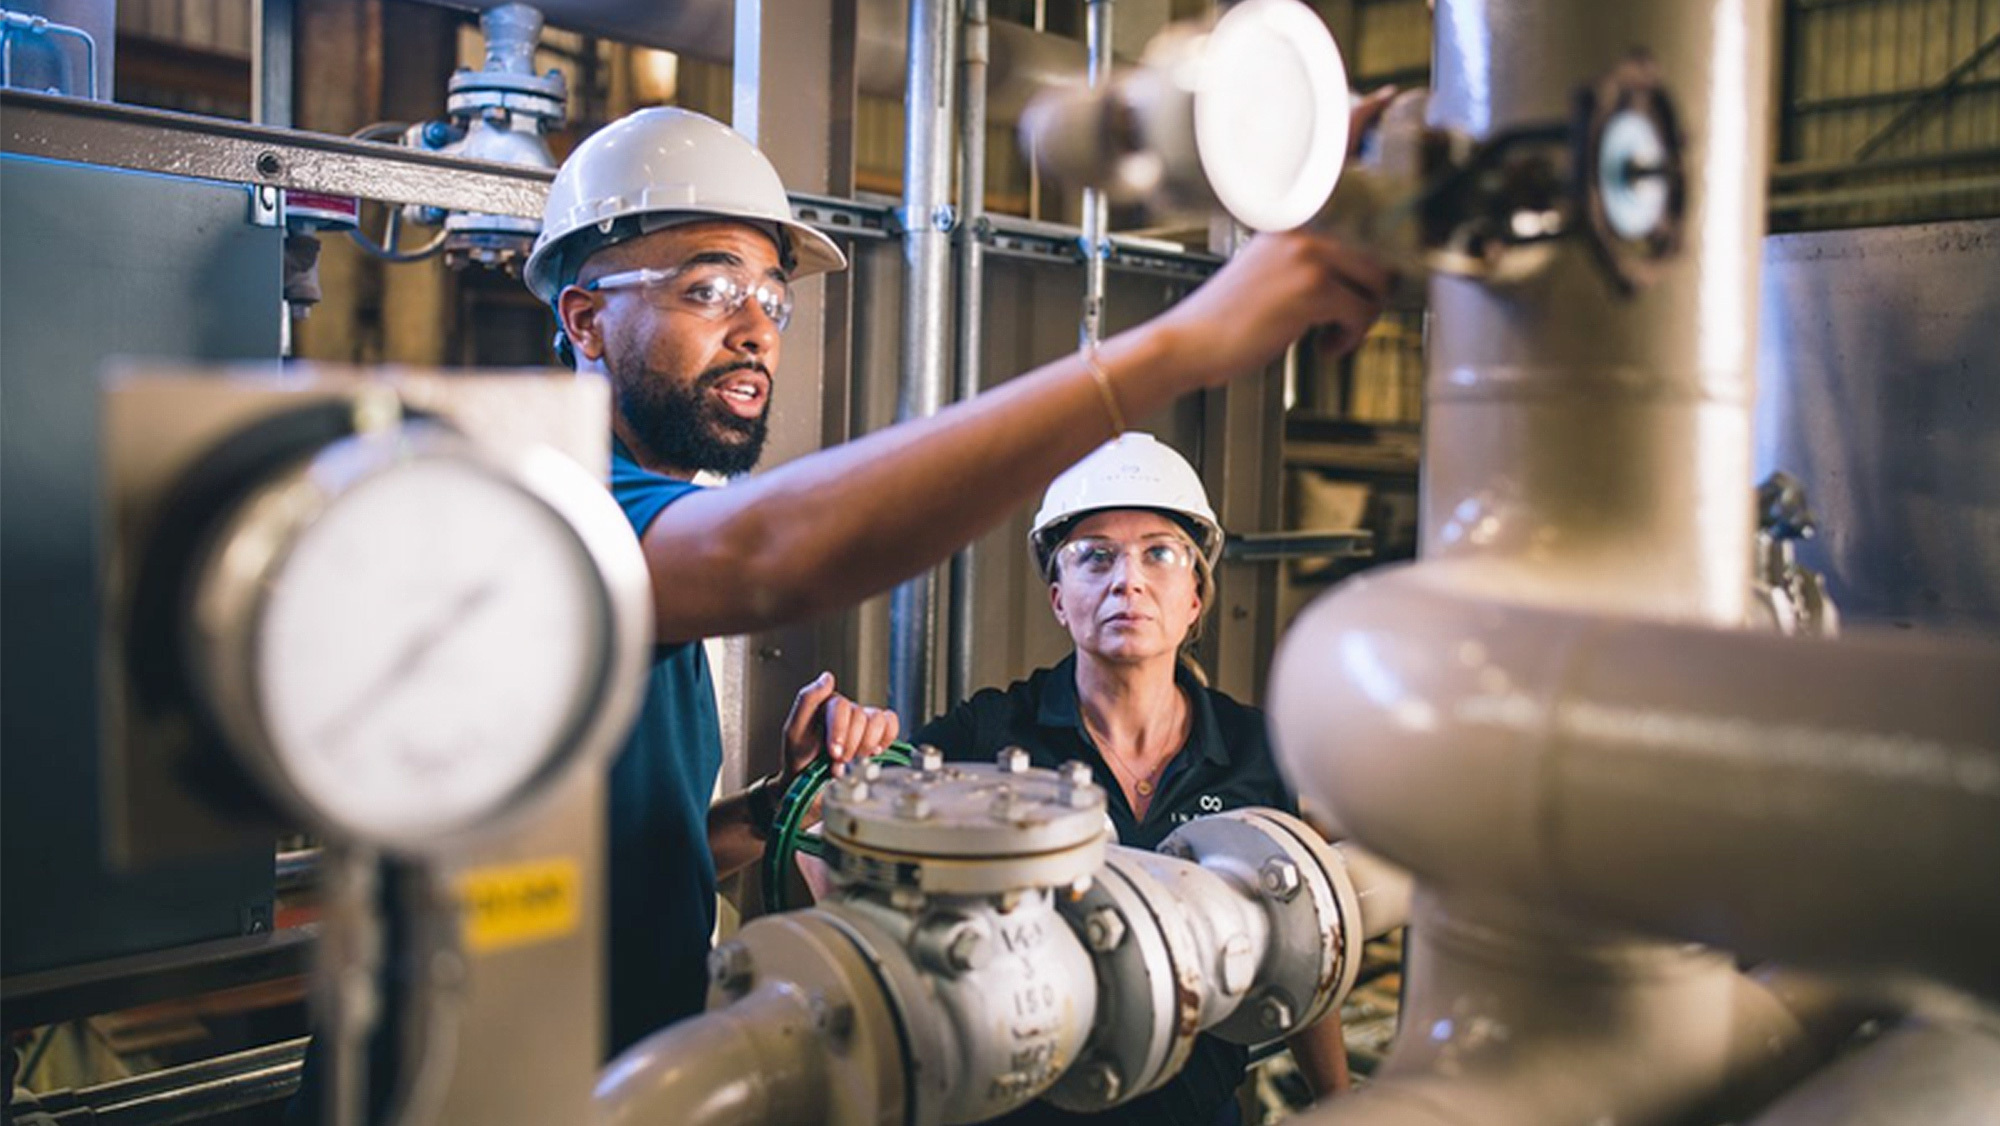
311;580;501;754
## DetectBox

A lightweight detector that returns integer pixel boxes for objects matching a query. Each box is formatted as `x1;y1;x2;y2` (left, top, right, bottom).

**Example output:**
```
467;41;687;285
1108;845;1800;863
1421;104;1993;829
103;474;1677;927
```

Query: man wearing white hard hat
526;106;1392;1056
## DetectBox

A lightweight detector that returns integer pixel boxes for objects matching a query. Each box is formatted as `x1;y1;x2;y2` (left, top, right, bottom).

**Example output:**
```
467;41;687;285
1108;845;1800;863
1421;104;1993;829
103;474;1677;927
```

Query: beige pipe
593;983;824;1126
1745;1016;2000;1126
1281;892;1828;1126
1422;0;1770;623
1270;563;2000;1000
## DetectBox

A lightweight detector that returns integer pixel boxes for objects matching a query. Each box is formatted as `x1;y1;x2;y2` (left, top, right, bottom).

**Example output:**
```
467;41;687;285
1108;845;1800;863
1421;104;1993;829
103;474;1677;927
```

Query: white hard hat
523;107;847;303
1031;432;1223;576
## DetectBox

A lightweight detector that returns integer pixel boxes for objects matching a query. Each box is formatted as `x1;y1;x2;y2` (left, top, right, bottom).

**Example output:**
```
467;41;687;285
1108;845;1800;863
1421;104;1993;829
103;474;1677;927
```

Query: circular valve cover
823;754;1111;896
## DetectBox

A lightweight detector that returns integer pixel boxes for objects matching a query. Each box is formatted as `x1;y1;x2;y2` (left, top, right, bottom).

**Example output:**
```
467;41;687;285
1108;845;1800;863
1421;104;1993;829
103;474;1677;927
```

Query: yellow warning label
458;859;581;953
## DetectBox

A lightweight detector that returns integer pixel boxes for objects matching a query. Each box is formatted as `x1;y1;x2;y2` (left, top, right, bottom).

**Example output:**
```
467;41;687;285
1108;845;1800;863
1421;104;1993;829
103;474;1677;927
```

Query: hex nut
895;789;932;820
1258;992;1296;1032
1259;857;1303;902
1083;908;1127;953
946;924;992;972
998;747;1031;773
918;745;945;772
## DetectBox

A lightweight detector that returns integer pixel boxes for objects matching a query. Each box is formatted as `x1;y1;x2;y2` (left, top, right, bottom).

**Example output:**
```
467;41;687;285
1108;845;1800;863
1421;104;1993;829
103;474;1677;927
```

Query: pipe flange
1162;808;1360;1044
447;67;568;106
825;760;1110;896
1045;850;1206;1111
708;910;917;1125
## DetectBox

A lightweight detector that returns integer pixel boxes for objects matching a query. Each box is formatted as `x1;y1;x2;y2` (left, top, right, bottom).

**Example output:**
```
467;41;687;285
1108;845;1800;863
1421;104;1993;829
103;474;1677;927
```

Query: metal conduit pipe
0;2;108;100
1078;0;1112;349
947;0;990;707
887;0;960;724
1270;564;2000;999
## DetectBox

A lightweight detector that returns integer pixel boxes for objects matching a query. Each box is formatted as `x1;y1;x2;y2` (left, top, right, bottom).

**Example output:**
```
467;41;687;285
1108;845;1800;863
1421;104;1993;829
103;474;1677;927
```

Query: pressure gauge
181;413;650;852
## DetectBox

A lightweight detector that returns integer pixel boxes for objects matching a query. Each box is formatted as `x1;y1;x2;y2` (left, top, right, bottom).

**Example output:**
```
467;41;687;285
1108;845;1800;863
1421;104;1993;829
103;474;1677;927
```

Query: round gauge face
253;455;606;843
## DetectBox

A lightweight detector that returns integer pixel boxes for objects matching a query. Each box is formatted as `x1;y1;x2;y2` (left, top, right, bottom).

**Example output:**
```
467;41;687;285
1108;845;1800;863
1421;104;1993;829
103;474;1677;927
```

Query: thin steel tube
947;0;991;707
1078;0;1112;348
888;0;961;724
0;9;98;98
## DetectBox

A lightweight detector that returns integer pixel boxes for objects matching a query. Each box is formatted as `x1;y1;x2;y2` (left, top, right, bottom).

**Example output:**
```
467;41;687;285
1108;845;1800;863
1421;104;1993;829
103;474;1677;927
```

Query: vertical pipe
254;0;297;127
947;0;991;706
889;0;960;723
1424;0;1768;625
1078;0;1113;347
1275;2;1791;1120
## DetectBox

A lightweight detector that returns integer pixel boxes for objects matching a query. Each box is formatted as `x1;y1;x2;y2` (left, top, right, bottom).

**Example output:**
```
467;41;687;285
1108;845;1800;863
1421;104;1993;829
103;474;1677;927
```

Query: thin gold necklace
1097;743;1167;798
1085;691;1189;799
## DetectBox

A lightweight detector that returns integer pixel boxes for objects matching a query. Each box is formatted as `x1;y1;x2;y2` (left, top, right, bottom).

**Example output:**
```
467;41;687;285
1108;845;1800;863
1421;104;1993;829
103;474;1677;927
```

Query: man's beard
615;357;770;478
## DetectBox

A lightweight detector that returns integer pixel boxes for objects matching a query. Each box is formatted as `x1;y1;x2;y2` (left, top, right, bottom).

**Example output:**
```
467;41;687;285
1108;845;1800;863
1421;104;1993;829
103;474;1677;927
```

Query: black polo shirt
910;653;1299;1126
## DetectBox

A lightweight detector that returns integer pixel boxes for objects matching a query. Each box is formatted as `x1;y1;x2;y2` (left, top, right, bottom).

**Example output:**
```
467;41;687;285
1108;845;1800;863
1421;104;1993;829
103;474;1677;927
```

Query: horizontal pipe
1746;1016;2000;1126
594;982;825;1126
1282;891;1831;1126
1269;563;2000;1000
1333;842;1412;944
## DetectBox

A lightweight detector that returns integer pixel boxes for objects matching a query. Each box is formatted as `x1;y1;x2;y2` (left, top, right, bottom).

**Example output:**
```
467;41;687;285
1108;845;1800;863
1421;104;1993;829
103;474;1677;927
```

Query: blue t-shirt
604;443;725;1057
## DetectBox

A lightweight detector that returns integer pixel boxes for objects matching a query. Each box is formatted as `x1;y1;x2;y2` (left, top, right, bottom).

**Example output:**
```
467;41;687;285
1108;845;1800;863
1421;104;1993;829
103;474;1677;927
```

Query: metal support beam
0;87;549;217
1852;29;2000;162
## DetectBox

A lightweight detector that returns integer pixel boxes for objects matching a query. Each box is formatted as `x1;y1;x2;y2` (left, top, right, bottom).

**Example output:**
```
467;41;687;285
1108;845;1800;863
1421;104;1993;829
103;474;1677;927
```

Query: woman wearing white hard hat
906;433;1353;1126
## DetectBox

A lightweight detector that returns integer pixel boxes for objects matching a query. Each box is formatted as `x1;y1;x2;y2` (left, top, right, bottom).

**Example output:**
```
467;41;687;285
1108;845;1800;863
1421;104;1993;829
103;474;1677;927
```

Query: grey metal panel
1;155;281;976
1754;217;2000;636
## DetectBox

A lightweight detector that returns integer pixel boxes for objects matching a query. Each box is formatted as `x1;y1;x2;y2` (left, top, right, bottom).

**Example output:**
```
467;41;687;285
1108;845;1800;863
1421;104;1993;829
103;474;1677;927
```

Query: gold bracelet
1082;344;1128;438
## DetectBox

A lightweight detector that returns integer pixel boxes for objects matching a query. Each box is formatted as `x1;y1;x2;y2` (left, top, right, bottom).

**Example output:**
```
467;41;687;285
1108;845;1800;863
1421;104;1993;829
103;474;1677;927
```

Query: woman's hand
781;672;900;788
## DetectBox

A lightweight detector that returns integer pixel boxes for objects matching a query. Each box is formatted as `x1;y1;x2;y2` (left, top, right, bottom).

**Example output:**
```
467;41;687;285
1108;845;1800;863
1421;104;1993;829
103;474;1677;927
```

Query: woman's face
1049;509;1204;667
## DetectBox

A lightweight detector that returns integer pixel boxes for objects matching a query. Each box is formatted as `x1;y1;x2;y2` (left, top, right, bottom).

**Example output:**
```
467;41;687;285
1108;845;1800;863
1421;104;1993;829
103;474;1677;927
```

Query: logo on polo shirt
1198;794;1224;812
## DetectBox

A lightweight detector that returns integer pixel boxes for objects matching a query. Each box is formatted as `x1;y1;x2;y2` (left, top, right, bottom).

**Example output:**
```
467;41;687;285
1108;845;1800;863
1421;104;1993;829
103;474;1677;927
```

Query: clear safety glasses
1056;536;1199;580
585;262;795;332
